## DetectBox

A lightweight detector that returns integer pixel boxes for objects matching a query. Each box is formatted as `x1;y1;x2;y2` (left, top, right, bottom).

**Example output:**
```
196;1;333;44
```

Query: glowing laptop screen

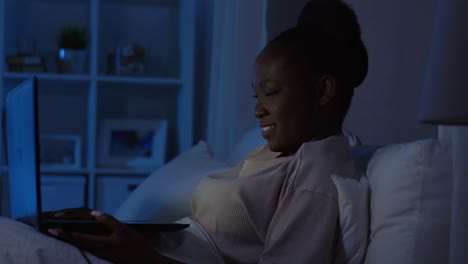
6;77;41;227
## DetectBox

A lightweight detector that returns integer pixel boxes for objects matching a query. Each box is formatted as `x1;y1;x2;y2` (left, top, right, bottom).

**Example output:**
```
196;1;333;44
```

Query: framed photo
40;135;81;169
98;119;168;169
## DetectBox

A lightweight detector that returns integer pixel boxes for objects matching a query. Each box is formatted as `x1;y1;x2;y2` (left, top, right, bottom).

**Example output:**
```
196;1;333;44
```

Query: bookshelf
0;0;195;214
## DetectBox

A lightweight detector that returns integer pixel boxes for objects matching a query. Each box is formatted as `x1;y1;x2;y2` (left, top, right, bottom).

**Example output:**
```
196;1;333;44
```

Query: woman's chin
267;141;301;154
266;141;285;153
266;141;278;152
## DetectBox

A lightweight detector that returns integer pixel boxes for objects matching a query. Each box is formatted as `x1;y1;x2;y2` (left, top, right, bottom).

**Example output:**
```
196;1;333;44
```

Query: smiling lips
261;125;275;138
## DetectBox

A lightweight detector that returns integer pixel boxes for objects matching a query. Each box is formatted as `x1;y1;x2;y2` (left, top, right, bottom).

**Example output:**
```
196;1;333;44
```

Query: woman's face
252;48;321;153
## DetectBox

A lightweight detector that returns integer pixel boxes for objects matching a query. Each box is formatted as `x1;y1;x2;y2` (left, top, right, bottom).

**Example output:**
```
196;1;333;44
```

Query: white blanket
0;217;223;264
0;217;109;263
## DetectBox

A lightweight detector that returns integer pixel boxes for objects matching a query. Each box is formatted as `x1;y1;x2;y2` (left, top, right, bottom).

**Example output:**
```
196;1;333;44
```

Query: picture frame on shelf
40;135;81;169
98;119;167;169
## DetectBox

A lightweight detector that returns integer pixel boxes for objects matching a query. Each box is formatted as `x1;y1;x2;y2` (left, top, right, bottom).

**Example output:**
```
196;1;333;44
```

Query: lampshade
418;0;468;125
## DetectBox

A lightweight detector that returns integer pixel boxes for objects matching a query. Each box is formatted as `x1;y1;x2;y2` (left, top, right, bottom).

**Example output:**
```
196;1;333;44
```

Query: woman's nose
254;107;267;118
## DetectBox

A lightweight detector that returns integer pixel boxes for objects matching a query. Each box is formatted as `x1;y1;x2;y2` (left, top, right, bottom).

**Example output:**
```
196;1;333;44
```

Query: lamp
418;0;468;263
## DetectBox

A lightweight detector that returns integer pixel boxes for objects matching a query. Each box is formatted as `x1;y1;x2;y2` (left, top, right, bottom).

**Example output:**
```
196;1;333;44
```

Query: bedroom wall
202;0;437;157
342;0;438;145
265;0;439;145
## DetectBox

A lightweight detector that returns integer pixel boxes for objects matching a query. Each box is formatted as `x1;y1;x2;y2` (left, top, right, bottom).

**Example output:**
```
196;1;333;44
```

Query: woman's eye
252;89;279;99
265;90;279;96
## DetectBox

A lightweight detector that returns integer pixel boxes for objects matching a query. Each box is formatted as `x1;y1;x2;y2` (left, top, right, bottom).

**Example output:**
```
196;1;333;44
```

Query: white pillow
114;141;231;222
364;139;452;264
332;174;369;264
342;128;362;146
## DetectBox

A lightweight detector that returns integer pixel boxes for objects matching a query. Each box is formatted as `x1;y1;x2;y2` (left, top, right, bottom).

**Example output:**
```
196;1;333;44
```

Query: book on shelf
6;55;43;65
6;55;45;73
7;64;45;73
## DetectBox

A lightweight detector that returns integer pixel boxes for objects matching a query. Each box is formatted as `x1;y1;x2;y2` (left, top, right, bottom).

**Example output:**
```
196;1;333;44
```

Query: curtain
0;174;6;216
342;0;438;145
206;0;266;160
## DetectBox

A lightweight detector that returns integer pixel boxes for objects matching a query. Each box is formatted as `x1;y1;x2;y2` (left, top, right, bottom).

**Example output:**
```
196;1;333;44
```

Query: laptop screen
6;77;41;227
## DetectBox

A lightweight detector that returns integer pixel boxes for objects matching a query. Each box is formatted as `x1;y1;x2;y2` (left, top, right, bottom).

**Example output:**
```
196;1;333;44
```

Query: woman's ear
317;74;337;106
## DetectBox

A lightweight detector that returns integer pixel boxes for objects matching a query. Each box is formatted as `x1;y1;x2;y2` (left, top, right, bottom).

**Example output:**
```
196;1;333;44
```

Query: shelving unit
0;0;195;214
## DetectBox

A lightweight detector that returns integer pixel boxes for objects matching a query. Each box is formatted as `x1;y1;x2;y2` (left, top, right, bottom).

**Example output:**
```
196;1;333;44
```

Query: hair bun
349;39;368;88
297;0;368;88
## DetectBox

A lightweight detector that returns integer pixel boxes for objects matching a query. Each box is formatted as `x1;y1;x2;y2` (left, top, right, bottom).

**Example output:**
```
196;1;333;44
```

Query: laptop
6;76;188;236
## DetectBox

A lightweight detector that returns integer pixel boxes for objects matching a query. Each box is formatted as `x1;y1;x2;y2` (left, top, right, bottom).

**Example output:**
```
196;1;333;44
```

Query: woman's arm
49;210;183;264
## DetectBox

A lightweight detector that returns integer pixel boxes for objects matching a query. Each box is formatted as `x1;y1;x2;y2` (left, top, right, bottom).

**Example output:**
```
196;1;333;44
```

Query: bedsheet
0;217;223;264
0;217;110;264
153;217;224;263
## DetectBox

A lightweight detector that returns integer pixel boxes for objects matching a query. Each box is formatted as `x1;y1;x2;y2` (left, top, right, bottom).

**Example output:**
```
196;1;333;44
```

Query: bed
0;128;453;264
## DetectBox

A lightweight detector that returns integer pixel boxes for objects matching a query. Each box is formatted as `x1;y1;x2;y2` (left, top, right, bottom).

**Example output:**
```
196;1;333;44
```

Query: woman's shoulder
286;135;357;197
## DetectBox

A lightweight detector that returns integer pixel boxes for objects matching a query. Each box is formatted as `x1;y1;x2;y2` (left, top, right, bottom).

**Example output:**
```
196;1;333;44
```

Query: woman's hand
48;210;179;264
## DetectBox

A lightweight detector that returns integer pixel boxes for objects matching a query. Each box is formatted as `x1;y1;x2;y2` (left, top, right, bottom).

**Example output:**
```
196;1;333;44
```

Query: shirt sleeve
259;190;339;264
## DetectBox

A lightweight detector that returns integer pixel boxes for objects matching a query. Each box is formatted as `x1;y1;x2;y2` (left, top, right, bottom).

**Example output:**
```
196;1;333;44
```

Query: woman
188;2;368;260
4;0;368;263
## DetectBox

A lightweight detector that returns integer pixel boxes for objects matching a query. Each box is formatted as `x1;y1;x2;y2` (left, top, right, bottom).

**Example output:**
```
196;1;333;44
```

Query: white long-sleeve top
192;135;358;263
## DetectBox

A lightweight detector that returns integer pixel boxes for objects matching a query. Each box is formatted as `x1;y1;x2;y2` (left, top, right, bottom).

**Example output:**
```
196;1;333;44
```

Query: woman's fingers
46;211;128;240
91;211;128;235
48;212;148;263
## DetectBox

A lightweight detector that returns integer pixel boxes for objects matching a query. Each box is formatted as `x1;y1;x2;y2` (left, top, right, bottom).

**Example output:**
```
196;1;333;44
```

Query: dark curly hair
264;0;368;121
298;0;368;89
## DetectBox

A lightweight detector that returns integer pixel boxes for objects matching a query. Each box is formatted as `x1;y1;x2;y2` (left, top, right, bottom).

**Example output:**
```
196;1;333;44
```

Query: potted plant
57;26;88;74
